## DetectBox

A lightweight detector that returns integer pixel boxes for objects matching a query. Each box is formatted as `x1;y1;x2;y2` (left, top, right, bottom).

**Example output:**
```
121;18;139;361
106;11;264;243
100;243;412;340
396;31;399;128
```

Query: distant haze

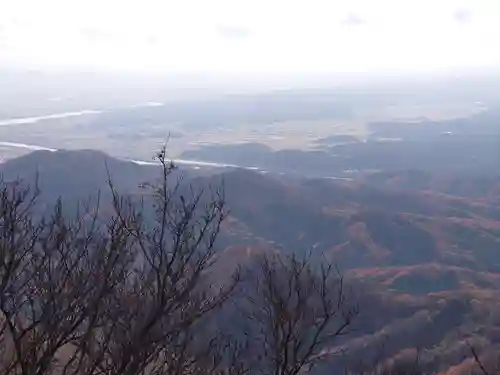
1;0;500;75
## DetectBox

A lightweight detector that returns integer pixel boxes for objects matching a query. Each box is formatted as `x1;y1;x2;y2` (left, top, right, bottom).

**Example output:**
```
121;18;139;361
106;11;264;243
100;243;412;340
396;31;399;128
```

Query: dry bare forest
1;147;499;375
0;149;363;375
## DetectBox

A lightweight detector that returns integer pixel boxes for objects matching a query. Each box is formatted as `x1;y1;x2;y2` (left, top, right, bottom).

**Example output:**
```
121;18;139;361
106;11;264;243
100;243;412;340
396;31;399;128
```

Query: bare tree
238;252;358;375
0;147;360;375
467;342;500;375
0;148;239;375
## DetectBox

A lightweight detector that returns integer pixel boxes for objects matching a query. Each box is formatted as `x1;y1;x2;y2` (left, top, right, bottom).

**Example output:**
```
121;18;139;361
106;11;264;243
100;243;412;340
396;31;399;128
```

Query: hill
2;149;500;373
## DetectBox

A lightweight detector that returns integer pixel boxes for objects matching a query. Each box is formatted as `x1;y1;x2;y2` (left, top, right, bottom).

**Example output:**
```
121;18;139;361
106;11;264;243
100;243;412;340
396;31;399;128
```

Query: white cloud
0;0;499;74
453;8;473;24
341;13;365;27
216;25;252;39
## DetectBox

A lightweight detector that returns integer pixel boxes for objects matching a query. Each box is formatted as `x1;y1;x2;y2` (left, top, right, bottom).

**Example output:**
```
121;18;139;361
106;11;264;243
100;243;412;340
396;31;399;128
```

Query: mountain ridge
2;148;500;373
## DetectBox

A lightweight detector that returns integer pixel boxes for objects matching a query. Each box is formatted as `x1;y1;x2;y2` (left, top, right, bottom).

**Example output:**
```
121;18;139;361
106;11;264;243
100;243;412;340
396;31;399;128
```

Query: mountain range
1;149;500;374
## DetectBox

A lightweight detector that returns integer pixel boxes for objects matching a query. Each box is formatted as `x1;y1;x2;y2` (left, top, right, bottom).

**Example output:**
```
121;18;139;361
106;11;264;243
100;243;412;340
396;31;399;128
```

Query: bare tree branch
238;252;358;375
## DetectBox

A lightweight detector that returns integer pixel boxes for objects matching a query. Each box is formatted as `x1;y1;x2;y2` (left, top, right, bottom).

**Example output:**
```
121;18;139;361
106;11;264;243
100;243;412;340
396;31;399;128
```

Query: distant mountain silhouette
1;149;154;194
181;130;500;177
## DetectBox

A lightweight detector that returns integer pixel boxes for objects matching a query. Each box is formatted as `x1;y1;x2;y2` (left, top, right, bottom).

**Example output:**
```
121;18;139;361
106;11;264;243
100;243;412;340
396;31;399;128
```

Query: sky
1;0;500;75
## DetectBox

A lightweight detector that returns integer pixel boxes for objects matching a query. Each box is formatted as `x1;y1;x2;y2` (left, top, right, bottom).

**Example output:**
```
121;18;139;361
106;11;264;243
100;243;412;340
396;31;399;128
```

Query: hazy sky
1;0;499;74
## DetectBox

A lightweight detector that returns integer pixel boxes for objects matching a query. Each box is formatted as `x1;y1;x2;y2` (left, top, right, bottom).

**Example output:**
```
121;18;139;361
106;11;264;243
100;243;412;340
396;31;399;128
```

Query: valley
1;70;500;374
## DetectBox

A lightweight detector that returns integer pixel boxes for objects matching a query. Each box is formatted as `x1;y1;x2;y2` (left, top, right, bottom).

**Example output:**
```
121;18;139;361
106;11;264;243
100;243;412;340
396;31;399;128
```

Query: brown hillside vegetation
1;149;500;374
